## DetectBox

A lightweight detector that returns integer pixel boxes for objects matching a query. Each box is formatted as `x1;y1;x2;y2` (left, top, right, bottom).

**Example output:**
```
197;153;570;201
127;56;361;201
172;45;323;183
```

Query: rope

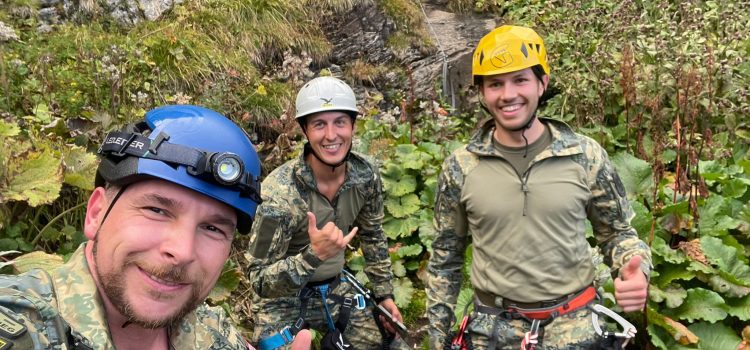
416;0;455;109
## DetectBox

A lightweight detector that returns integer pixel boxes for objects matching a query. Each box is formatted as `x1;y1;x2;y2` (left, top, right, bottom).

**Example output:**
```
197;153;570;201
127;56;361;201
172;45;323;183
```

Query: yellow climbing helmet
472;25;550;81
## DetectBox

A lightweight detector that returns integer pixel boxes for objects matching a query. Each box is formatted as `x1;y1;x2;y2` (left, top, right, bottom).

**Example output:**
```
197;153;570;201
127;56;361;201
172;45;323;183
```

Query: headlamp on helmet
95;105;263;234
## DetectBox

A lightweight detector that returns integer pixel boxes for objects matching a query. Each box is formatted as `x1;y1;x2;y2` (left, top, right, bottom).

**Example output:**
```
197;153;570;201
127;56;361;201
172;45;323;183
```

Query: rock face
0;21;19;41
320;1;496;110
36;0;182;29
407;3;495;109
321;1;397;66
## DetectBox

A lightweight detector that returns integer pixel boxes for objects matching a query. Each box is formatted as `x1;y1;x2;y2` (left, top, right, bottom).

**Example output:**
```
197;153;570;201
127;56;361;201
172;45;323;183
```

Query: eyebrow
134;193;181;211
134;193;237;228
205;214;238;230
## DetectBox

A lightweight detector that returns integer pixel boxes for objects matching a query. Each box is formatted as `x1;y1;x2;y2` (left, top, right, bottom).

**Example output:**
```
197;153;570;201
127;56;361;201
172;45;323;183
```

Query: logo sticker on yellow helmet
489;45;513;69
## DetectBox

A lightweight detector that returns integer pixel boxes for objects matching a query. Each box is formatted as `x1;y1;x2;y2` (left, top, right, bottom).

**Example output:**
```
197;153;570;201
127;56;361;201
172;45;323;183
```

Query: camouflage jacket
246;149;394;300
0;244;250;350
425;118;653;348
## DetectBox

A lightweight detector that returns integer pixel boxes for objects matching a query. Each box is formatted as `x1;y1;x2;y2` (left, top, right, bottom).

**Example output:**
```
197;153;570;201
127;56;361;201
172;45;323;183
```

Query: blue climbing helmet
95;105;262;234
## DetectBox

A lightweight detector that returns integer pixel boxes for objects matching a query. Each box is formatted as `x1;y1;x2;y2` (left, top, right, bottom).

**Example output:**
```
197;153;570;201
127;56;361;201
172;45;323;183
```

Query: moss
379;0;435;55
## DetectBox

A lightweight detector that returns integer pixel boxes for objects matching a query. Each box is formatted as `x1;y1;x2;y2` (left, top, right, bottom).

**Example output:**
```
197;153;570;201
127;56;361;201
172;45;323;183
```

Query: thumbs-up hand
307;212;358;261
614;255;648;312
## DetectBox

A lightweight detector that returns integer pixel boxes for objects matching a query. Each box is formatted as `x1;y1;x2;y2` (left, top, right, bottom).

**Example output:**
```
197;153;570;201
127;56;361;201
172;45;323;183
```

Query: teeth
323;145;339;149
502;104;521;112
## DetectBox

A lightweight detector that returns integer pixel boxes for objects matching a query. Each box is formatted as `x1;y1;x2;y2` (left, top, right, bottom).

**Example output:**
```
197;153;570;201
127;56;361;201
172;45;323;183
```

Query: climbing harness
470;286;608;349
258;275;360;350
259;271;401;350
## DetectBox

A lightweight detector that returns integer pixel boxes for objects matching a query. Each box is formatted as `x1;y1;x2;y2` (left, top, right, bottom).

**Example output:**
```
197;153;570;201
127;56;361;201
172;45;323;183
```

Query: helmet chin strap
480;101;538;158
304;142;350;172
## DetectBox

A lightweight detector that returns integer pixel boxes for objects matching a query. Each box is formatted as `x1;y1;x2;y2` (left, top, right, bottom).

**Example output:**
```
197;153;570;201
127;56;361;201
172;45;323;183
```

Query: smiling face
303;111;355;167
479;67;548;134
84;179;236;328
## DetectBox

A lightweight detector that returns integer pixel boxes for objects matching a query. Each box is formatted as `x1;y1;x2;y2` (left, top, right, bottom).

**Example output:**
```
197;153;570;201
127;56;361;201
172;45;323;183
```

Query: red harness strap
506;286;597;320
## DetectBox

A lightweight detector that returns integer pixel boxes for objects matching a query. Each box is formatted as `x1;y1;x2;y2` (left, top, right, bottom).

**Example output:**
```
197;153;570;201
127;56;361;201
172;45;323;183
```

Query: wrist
300;244;323;267
375;294;394;304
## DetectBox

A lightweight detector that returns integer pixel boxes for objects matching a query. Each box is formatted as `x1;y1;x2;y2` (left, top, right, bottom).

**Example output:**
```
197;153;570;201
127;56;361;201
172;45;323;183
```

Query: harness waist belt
475;286;597;320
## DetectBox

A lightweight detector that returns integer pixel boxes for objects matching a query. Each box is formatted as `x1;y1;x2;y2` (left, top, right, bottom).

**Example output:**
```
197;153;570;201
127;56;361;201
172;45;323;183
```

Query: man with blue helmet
0;105;311;350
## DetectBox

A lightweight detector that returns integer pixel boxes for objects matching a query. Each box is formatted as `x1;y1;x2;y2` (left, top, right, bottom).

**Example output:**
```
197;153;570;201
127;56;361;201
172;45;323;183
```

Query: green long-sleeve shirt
425;118;652;349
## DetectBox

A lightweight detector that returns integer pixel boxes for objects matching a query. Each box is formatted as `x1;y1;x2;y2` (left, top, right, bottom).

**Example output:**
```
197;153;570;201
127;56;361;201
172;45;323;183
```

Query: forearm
247;245;322;298
426;250;464;349
359;227;394;297
589;146;652;279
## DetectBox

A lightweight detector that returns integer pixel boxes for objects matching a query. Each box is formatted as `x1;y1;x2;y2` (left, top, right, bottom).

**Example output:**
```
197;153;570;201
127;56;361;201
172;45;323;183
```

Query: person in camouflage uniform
426;26;652;349
246;77;408;350
0;105;311;350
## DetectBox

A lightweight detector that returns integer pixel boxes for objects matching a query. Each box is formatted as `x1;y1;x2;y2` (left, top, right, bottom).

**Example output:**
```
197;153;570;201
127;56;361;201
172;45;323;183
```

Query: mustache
126;257;192;284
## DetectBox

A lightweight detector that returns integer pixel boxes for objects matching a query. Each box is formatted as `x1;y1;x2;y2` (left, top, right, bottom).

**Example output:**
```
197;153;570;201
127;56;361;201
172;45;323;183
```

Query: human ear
84;187;108;240
539;75;550;94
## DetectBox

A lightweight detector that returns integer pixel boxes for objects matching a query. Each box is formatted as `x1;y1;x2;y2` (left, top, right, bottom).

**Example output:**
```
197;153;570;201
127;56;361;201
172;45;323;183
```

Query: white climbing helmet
295;76;359;120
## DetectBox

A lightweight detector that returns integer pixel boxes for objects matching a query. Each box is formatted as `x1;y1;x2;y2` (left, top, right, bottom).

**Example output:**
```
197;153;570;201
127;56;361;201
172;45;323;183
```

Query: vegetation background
1;0;748;348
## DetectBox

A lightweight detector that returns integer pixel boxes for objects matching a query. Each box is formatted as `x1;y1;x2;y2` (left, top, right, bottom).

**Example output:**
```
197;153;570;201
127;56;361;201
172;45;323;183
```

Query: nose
159;223;196;266
324;123;337;140
499;84;518;101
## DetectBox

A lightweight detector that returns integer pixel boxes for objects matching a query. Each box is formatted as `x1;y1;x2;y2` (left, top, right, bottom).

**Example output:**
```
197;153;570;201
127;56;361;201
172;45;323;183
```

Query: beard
92;238;205;329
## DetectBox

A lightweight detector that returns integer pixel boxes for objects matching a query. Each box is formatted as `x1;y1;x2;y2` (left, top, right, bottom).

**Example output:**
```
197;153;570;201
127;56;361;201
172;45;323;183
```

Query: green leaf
419;176;437;206
381;163;404;180
452;286;474;331
382;216;419;239
384;194;420;218
699;194;741;235
0;120;21;137
631;200;653;240
722;178;748;198
701;236;750;286
418;142;443;158
208;265;241;303
12;251;64;274
652;236;688;265
672;288;727;323
386;175;416;197
347;255;366;272
649;284;687;308
699;160;726;181
31;103;53;124
611;151;653;197
689;321;742;350
396;244;423;258
0;238;18;251
661;149;677;163
1;150;63;207
725;295;750;320
653;264;695;288
646;306;699;349
391;259;406;277
700;273;750;298
63;146;98;191
392;277;414;308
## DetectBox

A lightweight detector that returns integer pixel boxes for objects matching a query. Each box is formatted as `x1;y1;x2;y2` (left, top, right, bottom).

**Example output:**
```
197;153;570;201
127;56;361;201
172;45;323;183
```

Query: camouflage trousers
251;279;409;350
466;307;600;350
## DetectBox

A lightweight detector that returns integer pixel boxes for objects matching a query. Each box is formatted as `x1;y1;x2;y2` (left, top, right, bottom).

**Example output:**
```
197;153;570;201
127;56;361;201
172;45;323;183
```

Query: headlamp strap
99;130;262;203
100;131;204;168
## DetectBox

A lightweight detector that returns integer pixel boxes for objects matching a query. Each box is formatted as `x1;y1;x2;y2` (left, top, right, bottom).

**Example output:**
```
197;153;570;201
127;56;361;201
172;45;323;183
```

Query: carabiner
590;304;637;339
